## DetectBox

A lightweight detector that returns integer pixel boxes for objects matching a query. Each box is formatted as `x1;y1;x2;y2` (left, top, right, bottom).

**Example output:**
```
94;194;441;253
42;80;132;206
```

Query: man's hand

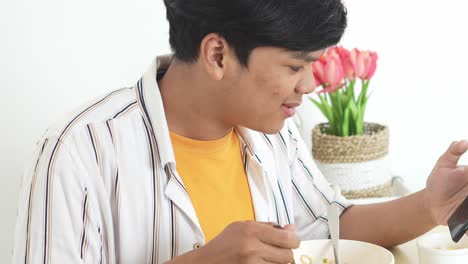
426;140;468;225
190;221;300;264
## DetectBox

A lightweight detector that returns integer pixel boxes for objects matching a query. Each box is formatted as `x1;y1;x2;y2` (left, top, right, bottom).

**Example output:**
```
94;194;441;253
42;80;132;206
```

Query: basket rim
313;122;388;139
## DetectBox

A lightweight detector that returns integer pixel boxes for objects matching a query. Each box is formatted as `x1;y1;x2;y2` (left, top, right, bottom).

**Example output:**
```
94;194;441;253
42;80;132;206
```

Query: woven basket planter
312;122;392;199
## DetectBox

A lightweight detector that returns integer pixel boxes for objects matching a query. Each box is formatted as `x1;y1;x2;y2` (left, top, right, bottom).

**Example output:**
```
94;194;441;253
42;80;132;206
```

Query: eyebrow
287;51;321;62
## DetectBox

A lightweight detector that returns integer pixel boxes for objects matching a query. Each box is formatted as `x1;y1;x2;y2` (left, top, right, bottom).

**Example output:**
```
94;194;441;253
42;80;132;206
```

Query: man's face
222;47;323;134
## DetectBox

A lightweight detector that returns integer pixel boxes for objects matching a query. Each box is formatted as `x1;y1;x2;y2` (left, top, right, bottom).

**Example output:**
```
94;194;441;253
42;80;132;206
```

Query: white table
390;226;448;264
347;179;446;264
346;180;456;263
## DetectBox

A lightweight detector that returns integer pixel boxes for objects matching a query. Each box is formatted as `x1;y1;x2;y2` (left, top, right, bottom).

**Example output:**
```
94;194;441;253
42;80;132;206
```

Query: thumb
438;140;468;168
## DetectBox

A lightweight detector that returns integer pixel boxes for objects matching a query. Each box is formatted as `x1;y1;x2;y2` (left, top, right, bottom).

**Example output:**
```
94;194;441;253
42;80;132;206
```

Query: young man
13;0;468;263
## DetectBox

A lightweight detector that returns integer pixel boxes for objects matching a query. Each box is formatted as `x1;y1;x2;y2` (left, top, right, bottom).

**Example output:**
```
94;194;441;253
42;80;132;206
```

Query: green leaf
357;80;370;107
346;80;356;101
350;80;356;100
348;99;358;120
337;90;344;116
326;93;340;135
342;106;350;136
319;94;335;124
309;98;327;118
356;103;365;135
346;99;358;135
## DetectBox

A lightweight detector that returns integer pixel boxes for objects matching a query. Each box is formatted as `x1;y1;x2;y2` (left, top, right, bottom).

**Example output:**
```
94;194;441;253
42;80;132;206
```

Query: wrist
421;188;438;227
164;246;205;264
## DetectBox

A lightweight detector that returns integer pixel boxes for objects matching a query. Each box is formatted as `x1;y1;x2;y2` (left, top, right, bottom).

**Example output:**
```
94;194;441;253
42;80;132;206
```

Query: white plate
293;239;394;264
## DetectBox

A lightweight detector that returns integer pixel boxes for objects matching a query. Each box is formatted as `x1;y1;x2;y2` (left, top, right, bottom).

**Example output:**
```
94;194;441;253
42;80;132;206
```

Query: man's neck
158;60;234;141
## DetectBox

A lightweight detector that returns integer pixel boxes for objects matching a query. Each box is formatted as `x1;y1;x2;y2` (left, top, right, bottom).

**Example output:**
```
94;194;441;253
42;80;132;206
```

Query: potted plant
310;46;392;199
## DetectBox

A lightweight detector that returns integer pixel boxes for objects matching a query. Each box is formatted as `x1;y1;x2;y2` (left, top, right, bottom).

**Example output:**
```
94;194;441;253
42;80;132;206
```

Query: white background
1;0;468;262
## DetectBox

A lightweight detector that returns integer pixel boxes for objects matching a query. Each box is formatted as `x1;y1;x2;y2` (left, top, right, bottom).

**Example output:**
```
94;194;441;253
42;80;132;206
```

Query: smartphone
448;196;468;242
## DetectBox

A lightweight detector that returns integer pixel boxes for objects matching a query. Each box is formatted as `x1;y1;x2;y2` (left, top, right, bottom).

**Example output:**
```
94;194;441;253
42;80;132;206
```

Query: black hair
163;0;347;66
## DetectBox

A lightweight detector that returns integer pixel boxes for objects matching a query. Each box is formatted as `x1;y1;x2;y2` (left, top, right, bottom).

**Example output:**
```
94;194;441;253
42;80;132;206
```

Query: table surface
390;226;448;264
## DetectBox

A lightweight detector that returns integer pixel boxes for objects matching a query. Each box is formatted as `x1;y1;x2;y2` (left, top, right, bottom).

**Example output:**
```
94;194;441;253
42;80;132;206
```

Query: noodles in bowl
293;239;394;264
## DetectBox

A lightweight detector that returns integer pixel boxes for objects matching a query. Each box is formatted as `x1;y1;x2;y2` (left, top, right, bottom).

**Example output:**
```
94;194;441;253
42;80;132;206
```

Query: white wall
1;0;171;262
329;0;468;188
298;0;468;189
1;0;468;262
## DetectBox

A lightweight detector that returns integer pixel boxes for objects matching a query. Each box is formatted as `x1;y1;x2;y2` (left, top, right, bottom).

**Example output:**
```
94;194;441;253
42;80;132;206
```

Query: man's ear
199;33;230;80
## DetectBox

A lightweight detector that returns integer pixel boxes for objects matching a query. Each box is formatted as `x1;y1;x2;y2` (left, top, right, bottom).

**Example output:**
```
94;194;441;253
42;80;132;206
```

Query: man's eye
289;66;303;72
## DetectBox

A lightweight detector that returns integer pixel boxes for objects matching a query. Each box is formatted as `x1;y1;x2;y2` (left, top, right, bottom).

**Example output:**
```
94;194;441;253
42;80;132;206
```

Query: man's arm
341;140;468;248
13;137;112;263
340;189;435;248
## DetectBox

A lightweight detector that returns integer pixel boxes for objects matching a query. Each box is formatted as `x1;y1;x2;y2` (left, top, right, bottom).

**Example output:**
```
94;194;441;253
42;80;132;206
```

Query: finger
257;222;293;231
258;224;300;249
282;224;296;232
260;243;295;264
257;221;281;227
439;140;468;167
261;260;288;264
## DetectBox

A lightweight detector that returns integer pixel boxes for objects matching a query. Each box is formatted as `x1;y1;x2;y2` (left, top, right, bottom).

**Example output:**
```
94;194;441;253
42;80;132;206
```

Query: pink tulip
364;51;378;80
312;49;345;93
334;46;356;81
312;59;325;87
350;49;378;80
349;48;365;79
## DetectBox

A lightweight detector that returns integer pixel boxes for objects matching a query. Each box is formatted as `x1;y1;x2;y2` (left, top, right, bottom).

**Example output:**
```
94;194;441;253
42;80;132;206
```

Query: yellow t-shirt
170;130;255;242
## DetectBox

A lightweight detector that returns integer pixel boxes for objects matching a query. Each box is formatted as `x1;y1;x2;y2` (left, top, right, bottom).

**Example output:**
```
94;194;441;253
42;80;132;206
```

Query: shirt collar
135;55;176;167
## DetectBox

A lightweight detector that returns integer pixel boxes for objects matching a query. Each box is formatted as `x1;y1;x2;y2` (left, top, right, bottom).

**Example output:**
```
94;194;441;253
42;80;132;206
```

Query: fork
328;185;342;264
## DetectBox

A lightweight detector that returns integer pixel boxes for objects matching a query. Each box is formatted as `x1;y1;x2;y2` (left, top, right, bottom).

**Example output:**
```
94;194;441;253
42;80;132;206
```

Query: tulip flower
309;46;378;137
334;46;356;81
312;50;345;94
363;51;378;80
351;49;378;80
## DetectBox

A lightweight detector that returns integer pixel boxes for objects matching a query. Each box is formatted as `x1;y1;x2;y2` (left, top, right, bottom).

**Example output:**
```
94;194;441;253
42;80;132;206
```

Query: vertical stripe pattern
142;115;160;264
24;138;49;264
13;56;351;264
43;88;128;264
80;188;89;261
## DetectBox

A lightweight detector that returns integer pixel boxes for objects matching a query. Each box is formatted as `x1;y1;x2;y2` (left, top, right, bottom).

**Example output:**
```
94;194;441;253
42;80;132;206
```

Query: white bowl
294;239;394;264
417;231;468;264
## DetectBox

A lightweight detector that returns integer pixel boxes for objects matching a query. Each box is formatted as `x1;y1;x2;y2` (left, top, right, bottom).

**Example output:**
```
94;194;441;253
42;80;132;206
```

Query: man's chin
246;120;286;135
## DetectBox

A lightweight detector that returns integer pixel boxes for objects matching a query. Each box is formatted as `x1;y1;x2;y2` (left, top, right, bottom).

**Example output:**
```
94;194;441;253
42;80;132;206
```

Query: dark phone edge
449;222;468;243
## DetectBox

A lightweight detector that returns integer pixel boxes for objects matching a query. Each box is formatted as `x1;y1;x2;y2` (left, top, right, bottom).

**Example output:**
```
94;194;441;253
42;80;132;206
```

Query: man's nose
295;68;316;95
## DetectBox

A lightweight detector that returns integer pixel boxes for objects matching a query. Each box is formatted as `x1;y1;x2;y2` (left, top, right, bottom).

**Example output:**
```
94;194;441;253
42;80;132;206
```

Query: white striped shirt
13;55;351;264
